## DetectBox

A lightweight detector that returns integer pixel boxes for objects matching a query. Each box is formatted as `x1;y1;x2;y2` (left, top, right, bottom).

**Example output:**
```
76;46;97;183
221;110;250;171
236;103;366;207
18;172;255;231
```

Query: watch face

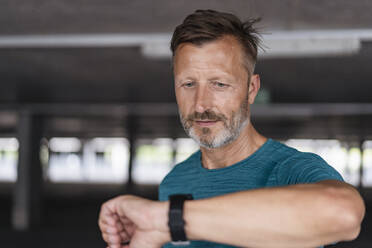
171;241;191;246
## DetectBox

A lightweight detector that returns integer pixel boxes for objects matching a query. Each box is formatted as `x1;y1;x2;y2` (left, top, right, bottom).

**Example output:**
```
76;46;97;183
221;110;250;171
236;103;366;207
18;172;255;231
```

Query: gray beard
179;99;249;149
187;116;248;149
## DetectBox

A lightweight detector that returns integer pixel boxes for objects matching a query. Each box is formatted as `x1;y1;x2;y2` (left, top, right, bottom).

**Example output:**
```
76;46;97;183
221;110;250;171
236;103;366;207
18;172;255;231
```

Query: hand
98;195;171;248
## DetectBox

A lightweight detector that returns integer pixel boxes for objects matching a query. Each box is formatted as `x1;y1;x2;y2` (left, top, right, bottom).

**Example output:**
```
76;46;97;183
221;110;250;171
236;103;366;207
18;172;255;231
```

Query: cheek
176;88;197;111
214;92;240;111
217;93;247;120
175;89;185;106
176;92;192;116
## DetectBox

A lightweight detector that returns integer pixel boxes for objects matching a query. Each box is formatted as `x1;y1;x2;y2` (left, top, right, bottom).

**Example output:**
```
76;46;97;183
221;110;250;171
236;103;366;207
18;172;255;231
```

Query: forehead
173;36;246;76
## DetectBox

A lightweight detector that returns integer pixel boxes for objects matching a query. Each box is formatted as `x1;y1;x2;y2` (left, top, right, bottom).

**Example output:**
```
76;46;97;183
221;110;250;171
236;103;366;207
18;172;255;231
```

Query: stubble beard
180;95;250;149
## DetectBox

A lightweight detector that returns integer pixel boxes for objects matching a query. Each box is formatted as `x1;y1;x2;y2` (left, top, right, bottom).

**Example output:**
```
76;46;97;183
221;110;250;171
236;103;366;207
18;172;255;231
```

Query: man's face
173;36;251;149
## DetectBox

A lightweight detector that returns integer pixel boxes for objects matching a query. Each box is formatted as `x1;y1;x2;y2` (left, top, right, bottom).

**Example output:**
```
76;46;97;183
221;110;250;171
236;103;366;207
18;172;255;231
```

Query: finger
123;222;136;237
115;217;133;236
118;217;136;236
100;214;120;228
100;217;132;241
116;218;131;233
102;228;123;240
102;232;111;243
102;232;122;245
112;213;120;221
100;201;124;226
100;201;117;218
118;230;130;243
119;215;133;225
99;211;117;226
107;244;121;248
106;243;129;248
101;227;131;244
102;232;117;244
102;225;130;242
99;217;118;233
101;223;120;234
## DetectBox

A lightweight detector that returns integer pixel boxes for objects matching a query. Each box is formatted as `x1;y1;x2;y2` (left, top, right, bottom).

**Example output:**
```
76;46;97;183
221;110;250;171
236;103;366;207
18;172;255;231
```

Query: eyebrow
176;75;235;84
208;76;235;84
184;76;197;81
208;77;224;81
175;76;197;84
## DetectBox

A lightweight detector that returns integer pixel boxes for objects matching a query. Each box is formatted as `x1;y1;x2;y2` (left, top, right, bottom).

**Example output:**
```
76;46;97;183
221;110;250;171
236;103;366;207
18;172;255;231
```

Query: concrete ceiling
1;0;372;34
0;0;371;105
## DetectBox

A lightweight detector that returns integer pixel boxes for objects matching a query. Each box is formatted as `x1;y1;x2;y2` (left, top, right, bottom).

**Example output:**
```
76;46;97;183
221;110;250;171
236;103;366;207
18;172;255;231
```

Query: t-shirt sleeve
158;180;168;201
276;152;344;185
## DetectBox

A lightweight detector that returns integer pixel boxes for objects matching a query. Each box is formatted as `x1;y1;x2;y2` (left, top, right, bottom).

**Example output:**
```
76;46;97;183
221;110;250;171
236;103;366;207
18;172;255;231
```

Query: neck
200;123;267;170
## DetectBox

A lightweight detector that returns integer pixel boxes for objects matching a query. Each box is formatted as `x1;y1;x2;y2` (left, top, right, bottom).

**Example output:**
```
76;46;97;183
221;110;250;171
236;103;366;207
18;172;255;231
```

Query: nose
194;84;212;113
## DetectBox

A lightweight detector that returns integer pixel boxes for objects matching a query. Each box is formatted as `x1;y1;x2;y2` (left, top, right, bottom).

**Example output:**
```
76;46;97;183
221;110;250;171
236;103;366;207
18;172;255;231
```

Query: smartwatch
168;194;193;245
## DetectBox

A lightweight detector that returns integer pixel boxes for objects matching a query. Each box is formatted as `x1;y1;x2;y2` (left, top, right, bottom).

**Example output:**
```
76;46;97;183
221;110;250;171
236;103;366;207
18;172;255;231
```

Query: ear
248;74;261;104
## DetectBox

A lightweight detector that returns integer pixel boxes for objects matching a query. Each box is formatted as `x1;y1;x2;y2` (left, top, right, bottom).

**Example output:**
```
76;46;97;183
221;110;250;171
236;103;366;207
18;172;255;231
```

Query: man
98;10;365;248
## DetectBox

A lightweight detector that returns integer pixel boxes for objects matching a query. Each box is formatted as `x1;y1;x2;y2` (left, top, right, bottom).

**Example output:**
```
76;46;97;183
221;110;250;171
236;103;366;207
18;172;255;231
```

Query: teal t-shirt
159;139;344;248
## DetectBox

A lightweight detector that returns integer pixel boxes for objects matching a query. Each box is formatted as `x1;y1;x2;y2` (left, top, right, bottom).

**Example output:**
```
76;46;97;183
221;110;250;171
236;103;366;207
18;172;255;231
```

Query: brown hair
170;9;262;75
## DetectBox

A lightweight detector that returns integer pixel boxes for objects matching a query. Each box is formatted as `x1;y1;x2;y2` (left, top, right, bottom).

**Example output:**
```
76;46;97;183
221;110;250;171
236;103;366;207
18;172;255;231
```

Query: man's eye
183;82;195;87
214;82;227;88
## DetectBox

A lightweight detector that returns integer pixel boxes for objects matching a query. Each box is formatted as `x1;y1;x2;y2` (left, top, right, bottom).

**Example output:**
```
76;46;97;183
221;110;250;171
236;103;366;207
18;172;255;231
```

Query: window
0;138;18;182
362;141;372;186
46;137;129;183
133;138;174;184
132;138;199;184
175;138;199;164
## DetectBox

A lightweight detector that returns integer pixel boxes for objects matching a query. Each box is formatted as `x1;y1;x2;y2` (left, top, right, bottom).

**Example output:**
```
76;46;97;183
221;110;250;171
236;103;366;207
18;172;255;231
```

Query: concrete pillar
126;115;137;193
358;139;365;189
12;111;43;230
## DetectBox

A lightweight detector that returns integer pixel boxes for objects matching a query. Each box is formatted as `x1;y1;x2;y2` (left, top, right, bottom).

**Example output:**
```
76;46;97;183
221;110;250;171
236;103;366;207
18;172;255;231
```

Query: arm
183;180;364;248
99;180;364;248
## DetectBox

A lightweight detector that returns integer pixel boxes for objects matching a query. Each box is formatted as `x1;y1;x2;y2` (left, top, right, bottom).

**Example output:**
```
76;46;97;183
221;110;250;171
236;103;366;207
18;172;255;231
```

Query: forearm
182;181;364;248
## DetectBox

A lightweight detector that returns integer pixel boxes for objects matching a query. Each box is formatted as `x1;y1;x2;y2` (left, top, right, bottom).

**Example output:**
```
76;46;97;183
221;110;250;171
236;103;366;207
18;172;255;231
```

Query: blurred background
0;0;371;247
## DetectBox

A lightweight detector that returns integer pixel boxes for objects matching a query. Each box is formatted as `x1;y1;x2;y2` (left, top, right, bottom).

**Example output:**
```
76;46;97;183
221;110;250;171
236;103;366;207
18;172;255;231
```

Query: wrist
152;201;172;242
183;200;194;240
183;198;203;241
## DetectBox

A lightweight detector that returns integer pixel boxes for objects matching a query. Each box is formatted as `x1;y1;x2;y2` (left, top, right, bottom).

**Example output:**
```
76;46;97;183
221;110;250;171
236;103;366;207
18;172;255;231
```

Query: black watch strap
168;194;193;245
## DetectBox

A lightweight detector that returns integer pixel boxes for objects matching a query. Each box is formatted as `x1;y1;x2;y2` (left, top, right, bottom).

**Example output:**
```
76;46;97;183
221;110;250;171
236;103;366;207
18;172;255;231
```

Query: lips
194;120;218;127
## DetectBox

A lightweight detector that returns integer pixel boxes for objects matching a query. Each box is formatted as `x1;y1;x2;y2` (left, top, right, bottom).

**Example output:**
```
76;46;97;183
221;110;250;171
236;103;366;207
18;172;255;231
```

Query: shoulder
260;139;300;164
266;139;327;165
271;141;344;185
162;150;200;182
158;150;200;201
